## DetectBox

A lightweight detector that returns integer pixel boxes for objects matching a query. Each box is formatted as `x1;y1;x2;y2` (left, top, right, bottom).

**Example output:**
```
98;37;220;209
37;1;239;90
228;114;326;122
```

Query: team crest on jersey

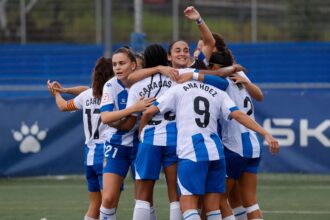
12;122;48;153
102;93;110;103
120;98;126;105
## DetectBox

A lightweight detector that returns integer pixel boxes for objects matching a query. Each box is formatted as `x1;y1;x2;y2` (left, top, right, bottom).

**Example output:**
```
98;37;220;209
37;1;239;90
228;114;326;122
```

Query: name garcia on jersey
183;82;218;97
139;80;173;97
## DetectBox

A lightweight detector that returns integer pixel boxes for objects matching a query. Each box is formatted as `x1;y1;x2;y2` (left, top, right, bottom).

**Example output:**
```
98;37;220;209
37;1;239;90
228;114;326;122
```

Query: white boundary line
258;83;330;89
2;184;330;190
263;210;330;215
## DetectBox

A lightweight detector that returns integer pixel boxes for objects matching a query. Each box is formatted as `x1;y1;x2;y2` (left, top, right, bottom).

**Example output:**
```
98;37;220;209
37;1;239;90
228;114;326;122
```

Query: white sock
232;206;247;220
170;201;182;220
100;205;116;220
183;209;200;220
206;210;221;220
245;204;262;220
132;200;151;220
223;215;236;220
84;216;98;220
150;206;157;220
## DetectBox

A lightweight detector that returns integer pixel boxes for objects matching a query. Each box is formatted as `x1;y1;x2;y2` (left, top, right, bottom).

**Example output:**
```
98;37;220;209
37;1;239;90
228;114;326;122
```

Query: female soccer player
139;79;279;220
99;47;155;220
207;35;274;220
47;57;113;220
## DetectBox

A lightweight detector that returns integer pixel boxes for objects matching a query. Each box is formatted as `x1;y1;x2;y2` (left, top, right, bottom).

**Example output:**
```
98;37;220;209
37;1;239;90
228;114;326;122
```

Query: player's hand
264;133;280;154
232;64;246;73
158;66;179;81
229;73;249;85
184;6;200;21
51;81;65;93
177;72;193;84
133;97;156;113
47;80;57;96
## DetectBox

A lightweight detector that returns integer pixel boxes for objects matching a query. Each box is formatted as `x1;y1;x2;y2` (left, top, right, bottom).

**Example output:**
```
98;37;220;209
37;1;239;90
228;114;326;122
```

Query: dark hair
113;47;137;64
167;40;189;56
209;48;234;67
144;44;168;68
209;33;236;66
135;52;145;68
92;57;113;99
212;33;227;52
135;52;144;61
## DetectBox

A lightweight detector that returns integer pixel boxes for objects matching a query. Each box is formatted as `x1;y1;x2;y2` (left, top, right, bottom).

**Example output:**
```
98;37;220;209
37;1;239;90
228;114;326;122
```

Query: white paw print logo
12;122;48;153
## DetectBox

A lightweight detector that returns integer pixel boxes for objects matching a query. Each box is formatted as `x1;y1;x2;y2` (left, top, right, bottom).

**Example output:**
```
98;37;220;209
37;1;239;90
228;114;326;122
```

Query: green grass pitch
0;173;329;220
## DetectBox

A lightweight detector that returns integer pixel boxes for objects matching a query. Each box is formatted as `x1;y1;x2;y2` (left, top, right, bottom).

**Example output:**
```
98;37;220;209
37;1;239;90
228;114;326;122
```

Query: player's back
128;68;197;147
220;71;262;158
75;88;111;146
158;81;237;162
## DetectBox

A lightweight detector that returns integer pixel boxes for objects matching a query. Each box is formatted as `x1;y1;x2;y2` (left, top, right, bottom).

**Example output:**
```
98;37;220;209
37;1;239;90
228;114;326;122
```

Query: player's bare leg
133;179;155;220
228;184;247;220
100;173;124;220
220;178;236;220
180;195;200;219
239;172;262;220
164;162;181;220
85;191;102;219
203;193;222;219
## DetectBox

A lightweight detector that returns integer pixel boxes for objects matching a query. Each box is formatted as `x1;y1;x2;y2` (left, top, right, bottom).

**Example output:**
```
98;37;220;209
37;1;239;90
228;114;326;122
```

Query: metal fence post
20;0;26;44
251;0;257;42
104;0;112;58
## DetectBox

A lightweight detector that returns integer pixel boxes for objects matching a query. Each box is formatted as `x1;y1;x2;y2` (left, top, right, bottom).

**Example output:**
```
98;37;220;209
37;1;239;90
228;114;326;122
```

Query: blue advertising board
0;89;329;176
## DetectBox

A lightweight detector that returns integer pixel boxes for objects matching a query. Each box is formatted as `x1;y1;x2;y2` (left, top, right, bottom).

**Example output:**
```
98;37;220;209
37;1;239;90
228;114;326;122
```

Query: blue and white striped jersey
126;68;196;146
220;71;262;158
73;88;110;165
100;77;139;147
156;81;238;162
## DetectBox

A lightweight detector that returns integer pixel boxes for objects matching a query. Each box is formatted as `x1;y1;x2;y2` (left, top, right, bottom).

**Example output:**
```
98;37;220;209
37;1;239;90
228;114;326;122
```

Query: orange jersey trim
67;100;77;111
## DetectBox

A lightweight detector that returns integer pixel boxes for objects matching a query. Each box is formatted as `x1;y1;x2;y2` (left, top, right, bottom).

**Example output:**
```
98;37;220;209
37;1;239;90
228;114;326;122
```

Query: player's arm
138;105;160;137
48;80;89;96
48;80;78;112
100;97;155;124
230;73;264;101
108;116;137;131
177;70;229;91
184;6;215;62
128;65;179;83
230;110;279;154
200;64;246;78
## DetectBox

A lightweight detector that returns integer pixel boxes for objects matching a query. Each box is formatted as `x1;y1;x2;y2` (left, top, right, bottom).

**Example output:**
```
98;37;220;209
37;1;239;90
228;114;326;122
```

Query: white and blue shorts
135;142;178;180
177;159;226;196
224;147;261;180
103;143;137;179
85;164;103;192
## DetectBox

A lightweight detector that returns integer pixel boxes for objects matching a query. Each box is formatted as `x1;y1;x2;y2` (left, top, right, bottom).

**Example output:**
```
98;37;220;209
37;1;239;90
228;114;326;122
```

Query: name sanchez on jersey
86;97;101;106
139;80;173;97
183;82;218;97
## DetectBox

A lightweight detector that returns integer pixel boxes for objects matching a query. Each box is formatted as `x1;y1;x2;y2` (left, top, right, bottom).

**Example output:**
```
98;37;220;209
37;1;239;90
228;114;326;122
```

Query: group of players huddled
48;5;279;220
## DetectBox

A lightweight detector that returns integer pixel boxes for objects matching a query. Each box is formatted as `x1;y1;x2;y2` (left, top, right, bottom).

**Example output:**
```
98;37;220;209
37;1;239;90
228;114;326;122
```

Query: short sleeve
73;91;85;110
155;85;178;114
237;71;251;83
126;84;140;116
219;92;238;121
100;82;115;112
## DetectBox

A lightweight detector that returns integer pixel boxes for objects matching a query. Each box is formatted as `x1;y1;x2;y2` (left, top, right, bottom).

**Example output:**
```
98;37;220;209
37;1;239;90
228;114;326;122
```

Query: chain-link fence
1;0;329;44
